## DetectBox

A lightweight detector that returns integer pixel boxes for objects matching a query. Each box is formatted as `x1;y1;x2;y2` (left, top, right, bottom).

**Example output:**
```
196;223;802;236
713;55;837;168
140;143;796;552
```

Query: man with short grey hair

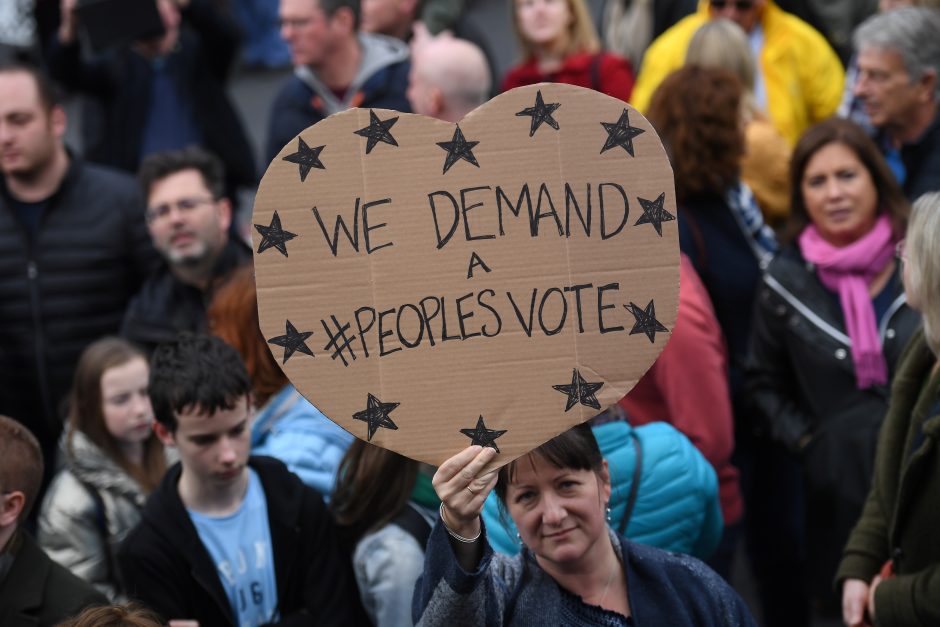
853;6;940;200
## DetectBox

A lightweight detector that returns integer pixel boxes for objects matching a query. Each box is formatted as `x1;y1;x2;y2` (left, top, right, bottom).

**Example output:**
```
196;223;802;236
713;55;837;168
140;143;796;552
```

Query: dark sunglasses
710;0;755;9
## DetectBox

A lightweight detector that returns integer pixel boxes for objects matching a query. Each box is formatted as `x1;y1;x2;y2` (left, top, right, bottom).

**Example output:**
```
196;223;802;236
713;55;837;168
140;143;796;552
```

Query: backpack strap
617;431;643;536
391;503;432;549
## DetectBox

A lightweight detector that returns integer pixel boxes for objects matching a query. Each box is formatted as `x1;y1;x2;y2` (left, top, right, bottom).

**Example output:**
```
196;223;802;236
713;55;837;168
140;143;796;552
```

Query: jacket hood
294;32;409;116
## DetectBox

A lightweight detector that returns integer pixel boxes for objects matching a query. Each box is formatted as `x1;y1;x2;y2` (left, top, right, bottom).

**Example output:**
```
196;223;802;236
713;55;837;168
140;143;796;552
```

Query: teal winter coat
482;420;723;558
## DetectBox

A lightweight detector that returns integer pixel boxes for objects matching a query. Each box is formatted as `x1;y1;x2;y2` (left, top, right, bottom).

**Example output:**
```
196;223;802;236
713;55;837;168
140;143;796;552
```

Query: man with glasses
631;0;844;146
121;147;251;351
853;7;940;202
0;62;156;498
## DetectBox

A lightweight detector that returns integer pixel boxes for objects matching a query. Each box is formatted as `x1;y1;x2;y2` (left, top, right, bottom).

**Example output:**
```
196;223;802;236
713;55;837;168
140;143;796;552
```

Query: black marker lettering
311;201;360;256
460;186;495;242
597;282;625;333
428;191;459;249
477;289;502;337
599;183;629;240
507;289;537;337
362;197;393;254
456;291;482;339
377;307;402;356
538;287;568;335
353;306;376;357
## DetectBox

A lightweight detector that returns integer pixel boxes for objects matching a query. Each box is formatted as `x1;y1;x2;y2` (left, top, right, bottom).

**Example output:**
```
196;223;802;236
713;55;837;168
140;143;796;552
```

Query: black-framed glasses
145;196;215;224
711;0;756;9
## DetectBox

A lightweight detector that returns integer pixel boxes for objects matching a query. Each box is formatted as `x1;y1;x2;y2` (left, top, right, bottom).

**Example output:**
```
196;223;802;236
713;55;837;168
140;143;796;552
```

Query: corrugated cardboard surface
253;83;678;468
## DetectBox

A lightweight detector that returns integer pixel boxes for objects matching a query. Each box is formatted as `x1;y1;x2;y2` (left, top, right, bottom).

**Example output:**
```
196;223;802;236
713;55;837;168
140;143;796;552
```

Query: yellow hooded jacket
631;0;844;146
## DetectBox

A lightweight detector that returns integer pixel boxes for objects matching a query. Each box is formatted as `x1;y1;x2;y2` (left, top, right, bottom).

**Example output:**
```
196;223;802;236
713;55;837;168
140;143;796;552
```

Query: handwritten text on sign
252;83;678;467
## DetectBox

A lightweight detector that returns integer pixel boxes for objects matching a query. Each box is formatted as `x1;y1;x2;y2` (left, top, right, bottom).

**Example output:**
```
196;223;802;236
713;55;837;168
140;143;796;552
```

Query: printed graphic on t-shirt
189;469;280;626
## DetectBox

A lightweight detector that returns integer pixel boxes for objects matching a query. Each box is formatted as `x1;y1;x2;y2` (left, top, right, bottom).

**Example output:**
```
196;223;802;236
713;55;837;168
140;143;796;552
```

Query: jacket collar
0;532;51;621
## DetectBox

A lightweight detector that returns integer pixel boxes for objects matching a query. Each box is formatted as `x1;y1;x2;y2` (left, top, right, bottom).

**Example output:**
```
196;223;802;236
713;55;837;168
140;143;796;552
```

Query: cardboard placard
253;83;678;467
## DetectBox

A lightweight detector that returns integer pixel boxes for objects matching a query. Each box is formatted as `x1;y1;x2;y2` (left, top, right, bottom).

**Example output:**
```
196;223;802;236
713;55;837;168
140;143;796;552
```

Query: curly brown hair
645;66;744;201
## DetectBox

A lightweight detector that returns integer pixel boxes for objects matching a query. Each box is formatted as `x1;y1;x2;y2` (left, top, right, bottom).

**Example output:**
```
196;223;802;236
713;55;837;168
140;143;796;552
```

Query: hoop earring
605;504;611;524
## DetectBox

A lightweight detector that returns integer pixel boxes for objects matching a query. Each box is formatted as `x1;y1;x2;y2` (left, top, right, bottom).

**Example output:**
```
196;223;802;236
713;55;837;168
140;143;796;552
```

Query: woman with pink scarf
746;118;920;618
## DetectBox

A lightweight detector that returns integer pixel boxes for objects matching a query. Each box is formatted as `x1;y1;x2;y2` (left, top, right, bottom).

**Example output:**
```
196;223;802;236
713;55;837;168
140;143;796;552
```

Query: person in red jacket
619;253;743;579
501;0;634;102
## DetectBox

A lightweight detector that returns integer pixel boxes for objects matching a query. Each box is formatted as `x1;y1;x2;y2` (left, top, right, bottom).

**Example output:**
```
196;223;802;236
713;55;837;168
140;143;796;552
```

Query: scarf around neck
798;213;895;389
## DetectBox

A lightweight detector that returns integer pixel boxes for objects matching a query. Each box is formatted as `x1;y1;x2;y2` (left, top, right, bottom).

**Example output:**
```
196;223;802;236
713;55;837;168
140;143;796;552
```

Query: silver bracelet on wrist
439;502;482;543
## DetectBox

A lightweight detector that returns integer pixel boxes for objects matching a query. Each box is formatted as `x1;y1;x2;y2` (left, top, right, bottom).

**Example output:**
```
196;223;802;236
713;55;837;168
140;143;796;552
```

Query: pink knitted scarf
798;214;895;389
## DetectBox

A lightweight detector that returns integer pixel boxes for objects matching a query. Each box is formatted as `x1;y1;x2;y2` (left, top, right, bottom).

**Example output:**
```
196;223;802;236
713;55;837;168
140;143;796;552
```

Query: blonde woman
838;192;940;627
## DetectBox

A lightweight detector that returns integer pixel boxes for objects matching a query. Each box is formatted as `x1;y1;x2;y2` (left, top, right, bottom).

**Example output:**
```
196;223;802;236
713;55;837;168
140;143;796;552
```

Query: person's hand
867;575;882;623
432;445;498;539
58;0;80;44
168;621;199;627
842;578;871;626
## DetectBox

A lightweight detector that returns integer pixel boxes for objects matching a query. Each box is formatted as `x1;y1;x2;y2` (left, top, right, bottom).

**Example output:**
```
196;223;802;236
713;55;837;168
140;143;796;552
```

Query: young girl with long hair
38;337;166;600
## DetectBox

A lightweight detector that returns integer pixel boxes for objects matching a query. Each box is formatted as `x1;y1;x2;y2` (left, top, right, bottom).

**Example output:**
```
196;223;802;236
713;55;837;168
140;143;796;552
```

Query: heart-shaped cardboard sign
253;83;678;468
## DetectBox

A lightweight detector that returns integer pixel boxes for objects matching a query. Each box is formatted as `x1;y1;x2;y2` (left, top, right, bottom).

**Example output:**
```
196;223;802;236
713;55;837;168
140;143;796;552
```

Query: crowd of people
1;0;939;626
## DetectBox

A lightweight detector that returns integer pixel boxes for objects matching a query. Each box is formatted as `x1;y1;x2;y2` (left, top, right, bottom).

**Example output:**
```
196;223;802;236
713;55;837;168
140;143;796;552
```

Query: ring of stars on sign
252;84;678;464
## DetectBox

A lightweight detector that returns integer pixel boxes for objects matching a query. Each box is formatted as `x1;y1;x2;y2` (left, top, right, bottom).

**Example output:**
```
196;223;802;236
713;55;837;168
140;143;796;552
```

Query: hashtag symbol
321;315;357;367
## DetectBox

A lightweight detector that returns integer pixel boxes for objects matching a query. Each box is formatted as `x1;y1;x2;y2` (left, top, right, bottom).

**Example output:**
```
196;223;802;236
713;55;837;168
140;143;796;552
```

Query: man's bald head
407;37;491;122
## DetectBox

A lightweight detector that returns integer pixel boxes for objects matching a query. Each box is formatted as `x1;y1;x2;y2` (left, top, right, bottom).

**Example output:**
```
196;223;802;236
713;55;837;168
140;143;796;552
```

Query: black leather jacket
746;246;921;598
747;247;920;455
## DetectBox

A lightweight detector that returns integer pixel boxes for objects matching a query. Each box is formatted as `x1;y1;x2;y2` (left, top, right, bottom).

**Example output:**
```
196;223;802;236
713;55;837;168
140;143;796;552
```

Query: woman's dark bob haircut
784;117;909;244
495;423;604;503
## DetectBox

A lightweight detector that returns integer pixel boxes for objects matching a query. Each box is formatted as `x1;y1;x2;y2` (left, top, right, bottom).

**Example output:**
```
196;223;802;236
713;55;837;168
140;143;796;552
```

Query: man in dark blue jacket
266;0;411;161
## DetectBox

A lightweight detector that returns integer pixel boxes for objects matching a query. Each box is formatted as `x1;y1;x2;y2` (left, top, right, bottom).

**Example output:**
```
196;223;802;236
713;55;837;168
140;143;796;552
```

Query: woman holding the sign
747;118;919;615
501;0;634;102
413;425;756;626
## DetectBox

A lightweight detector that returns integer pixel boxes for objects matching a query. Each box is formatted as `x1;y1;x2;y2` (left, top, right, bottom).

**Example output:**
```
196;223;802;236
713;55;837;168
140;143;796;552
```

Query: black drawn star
353;109;399;154
353;393;400;441
600;108;645;157
460;415;507;452
552;369;604;412
267;320;315;363
254;211;297;257
625;300;669;343
437;125;480;174
516;90;561;137
634;193;675;237
282;138;325;182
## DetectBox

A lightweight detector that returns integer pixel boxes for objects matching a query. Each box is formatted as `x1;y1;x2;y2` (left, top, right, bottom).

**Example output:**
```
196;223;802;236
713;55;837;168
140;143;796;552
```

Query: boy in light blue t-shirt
117;334;364;626
189;468;279;625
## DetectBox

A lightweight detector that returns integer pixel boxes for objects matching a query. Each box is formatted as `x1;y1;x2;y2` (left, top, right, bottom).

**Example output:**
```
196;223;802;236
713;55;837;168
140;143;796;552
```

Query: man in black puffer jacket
0;63;157;491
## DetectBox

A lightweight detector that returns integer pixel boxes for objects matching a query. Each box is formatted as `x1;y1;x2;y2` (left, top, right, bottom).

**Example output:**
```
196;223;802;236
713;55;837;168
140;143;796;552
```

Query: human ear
153;420;177;447
217;198;233;234
598;459;612;503
919;69;937;104
0;491;25;528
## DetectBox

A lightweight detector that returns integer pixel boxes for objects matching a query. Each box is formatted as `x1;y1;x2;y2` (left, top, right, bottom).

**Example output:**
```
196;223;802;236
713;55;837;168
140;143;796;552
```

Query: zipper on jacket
26;255;55;428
